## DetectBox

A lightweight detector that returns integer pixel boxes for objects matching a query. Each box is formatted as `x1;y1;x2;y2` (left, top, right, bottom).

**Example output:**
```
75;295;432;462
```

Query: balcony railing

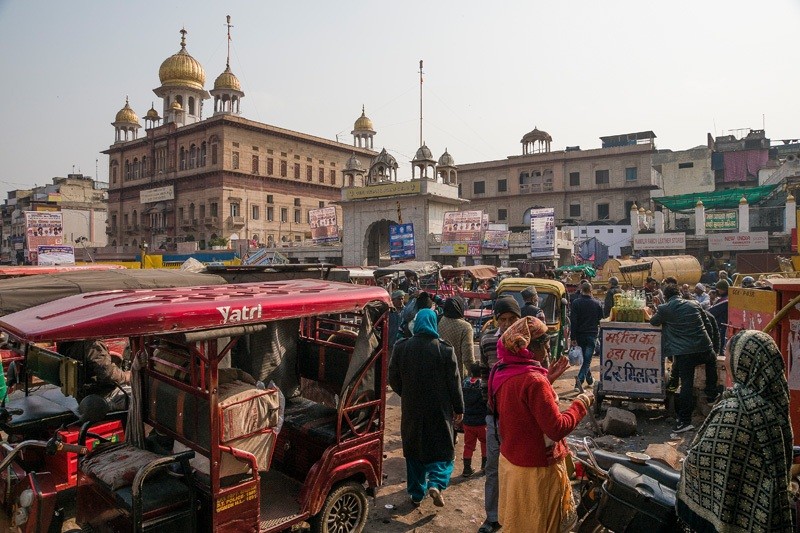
204;217;219;227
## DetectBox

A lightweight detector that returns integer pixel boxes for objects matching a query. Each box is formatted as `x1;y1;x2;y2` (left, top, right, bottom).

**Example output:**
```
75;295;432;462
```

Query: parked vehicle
434;265;498;299
490;277;569;362
373;261;441;292
0;279;391;532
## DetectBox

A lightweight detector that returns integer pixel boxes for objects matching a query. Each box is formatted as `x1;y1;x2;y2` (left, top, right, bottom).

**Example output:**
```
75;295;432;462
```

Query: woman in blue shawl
389;308;465;507
677;330;793;532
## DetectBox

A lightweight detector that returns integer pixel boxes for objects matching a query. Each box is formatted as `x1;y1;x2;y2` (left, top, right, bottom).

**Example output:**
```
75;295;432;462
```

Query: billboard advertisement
36;245;75;266
482;230;510;251
389;223;416;260
529;207;555;258
308;207;339;244
441;210;483;255
25;211;64;263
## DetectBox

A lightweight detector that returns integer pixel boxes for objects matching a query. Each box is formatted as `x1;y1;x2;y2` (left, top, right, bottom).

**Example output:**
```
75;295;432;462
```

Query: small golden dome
630;203;638;210
214;65;241;91
145;103;161;120
354;105;374;131
696;200;704;207
739;196;748;205
645;210;653;216
171;101;183;111
158;29;206;91
788;192;796;202
638;207;646;213
115;97;139;124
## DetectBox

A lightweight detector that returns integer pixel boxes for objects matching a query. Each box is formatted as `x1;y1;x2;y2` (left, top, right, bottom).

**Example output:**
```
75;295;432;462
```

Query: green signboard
705;211;737;231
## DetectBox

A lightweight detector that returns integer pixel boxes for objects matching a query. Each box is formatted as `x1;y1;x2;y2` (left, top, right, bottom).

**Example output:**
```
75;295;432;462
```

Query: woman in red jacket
489;316;593;532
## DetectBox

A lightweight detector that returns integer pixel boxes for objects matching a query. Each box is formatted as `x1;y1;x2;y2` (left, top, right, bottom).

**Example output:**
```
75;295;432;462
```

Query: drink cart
594;292;665;414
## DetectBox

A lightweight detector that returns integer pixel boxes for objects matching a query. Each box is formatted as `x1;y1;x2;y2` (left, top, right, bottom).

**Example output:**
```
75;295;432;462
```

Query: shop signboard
633;233;686;251
36;245;75;266
529;208;555;258
308;207;339;244
482;230;510;251
729;286;777;332
441;210;483;255
389;223;416;260
140;185;174;204
24;211;63;263
707;232;768;251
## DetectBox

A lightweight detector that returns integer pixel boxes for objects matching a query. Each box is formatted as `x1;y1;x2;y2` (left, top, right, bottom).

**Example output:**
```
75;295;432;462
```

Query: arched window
189;144;197;168
141;156;147;176
176;95;183;107
179;147;186;170
124;160;131;180
188;96;195;115
189;203;195;220
132;210;138;228
133;158;140;179
200;142;207;166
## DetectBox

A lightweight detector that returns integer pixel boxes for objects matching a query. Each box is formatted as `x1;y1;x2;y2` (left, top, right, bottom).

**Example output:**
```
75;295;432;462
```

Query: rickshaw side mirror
562;297;569;307
77;394;110;425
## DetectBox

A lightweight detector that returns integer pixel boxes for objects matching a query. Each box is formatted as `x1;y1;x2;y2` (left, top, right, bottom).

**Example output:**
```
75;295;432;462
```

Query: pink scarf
488;338;548;409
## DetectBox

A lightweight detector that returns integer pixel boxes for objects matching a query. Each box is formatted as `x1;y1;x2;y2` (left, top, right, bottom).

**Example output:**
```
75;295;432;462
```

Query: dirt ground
366;356;696;533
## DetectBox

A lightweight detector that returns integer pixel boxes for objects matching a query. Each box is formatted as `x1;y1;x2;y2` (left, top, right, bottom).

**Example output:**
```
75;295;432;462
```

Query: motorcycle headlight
18;489;33;508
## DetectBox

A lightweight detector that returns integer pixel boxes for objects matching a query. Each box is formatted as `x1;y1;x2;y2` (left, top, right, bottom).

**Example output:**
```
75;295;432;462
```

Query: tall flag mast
225;15;233;68
419;60;424;147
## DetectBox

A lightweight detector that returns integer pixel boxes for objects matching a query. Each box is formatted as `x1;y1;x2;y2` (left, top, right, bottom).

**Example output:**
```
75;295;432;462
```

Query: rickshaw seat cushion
2;392;77;433
81;444;163;490
282;397;338;445
113;473;193;514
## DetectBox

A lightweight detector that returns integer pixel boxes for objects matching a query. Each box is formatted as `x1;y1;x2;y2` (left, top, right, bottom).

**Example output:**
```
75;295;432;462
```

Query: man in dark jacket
389;308;464;508
570;282;603;392
603;277;623;318
520;286;546;321
650;285;714;433
708;279;729;354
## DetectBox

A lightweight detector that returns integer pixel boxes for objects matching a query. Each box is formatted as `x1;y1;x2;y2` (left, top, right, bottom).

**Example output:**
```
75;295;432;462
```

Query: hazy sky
1;0;797;195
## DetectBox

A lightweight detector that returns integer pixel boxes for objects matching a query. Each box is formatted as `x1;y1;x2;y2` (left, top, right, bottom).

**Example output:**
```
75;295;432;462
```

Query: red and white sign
707;231;768;252
633;233;685;251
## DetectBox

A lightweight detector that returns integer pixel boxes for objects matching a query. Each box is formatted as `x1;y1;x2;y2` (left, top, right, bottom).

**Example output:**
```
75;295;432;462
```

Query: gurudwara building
103;26;375;251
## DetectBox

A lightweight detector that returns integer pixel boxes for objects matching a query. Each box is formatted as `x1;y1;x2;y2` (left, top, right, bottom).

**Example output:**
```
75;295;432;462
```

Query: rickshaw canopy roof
440;265;498;280
373;261;441;279
0;279;390;343
0;264;125;279
0;268;228;317
496;277;567;297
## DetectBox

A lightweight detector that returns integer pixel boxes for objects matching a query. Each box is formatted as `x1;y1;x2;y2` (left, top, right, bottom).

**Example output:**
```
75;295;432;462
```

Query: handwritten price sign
600;324;663;396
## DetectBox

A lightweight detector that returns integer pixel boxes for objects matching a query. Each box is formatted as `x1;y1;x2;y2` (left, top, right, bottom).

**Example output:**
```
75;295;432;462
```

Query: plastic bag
568;346;584;366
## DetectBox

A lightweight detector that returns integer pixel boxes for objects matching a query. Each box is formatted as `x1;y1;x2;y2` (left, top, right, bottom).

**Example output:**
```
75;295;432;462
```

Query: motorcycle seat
582;448;681;490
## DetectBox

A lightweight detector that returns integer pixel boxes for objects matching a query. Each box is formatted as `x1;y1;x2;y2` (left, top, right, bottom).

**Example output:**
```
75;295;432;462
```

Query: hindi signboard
633;233;686;251
482;230;510;251
36;245;75;266
529;208;555;258
308;207;339;244
599;323;663;396
343;181;421;201
441;210;483;255
389;223;416;260
707;231;768;252
729;286;777;332
705;211;737;231
24;211;63;263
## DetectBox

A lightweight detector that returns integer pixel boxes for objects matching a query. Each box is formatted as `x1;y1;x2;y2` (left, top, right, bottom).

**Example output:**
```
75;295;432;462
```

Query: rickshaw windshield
504;291;558;324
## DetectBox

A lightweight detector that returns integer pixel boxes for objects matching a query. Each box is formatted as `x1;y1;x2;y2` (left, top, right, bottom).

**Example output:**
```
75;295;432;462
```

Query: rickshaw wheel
311;481;369;533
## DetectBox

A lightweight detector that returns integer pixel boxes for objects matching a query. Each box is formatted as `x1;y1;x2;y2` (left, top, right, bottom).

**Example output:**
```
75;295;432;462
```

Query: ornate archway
363;219;396;266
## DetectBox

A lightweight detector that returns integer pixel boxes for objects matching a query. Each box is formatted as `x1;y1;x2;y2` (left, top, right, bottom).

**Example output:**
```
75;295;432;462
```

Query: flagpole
419;60;423;147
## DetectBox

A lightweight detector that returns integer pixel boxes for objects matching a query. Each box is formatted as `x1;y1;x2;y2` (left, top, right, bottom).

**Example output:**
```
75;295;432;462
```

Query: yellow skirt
498;453;576;533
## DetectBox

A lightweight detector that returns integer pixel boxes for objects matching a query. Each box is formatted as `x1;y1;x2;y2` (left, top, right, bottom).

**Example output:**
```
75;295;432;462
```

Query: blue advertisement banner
389;223;416;260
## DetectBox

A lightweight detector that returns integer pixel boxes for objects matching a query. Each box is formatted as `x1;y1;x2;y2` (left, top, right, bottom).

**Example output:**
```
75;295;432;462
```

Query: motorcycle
568;437;679;533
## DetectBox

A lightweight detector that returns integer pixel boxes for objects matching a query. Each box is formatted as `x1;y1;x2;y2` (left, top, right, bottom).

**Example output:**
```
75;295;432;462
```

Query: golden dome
739;196;748;205
145;103;161;120
354;105;374;131
114;97;139;124
638;207;646;213
213;65;241;91
171;101;183;111
158;29;206;91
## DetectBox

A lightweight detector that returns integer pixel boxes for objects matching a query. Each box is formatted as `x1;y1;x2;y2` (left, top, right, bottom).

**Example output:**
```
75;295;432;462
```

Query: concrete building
457;129;660;230
0;174;108;264
103;26;375;252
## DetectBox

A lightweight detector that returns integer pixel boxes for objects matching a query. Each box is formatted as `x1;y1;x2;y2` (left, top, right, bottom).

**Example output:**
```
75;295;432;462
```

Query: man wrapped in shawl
489;316;589;533
677;330;793;533
439;296;475;379
389;308;464;507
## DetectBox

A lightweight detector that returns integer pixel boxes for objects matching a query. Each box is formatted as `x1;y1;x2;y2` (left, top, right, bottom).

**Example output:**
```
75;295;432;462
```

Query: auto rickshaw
489;277;569;363
373;260;441;293
0;279;390;532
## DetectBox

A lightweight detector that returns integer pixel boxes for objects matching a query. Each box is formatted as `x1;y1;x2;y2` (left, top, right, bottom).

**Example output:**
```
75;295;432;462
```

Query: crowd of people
383;264;794;533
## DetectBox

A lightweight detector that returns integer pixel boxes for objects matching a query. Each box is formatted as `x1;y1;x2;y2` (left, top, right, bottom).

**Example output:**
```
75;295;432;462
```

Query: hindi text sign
529;208;555;258
600;324;663;396
308;207;339;244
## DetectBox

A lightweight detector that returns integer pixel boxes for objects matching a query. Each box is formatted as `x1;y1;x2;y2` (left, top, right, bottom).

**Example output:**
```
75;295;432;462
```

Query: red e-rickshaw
0;279;390;532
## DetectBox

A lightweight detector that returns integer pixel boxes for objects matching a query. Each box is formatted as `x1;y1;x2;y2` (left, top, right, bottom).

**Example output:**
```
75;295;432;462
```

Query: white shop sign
707;231;768;252
599;323;663;396
633;233;686;251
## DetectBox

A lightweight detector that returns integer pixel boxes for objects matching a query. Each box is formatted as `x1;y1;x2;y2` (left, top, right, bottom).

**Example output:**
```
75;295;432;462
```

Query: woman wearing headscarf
389;308;465;507
489;316;591;532
439;296;475;379
677;330;793;532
